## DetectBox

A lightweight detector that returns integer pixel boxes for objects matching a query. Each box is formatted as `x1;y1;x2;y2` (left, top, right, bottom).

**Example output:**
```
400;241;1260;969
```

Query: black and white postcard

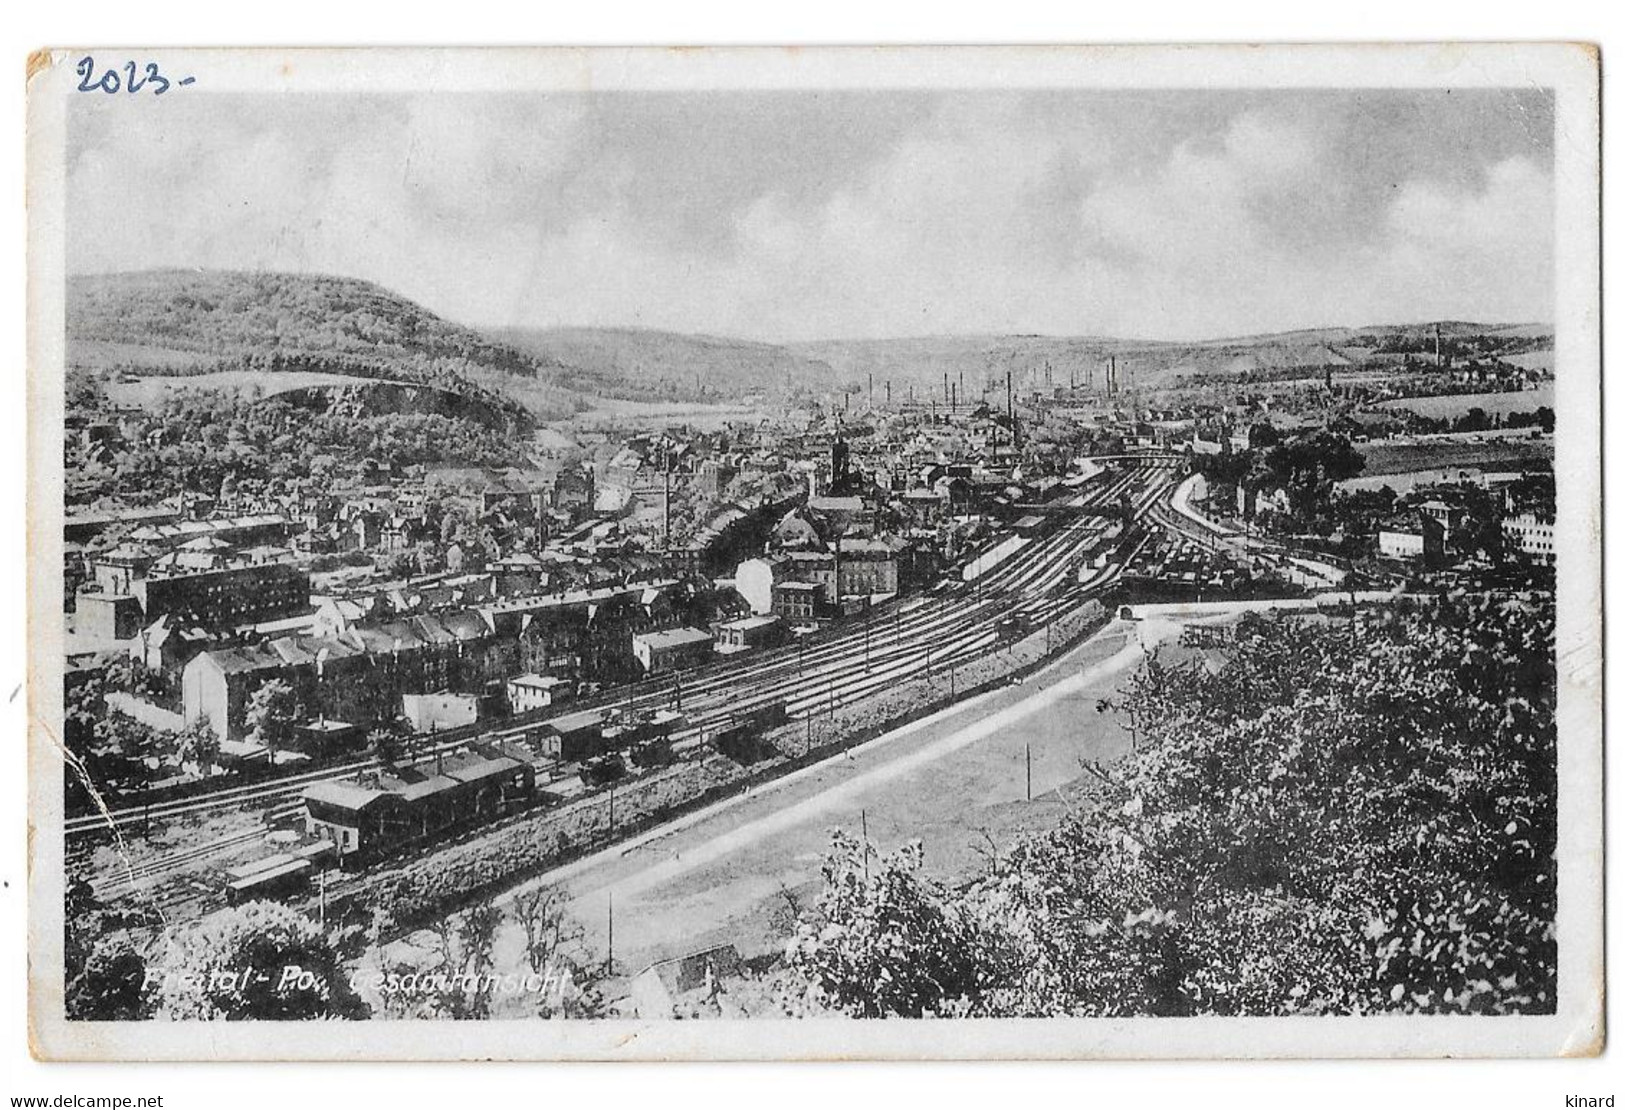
24;43;1602;1060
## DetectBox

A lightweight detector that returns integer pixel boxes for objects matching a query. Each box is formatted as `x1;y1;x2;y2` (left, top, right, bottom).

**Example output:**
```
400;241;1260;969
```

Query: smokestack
1006;368;1018;448
868;372;873;407
885;379;892;405
1434;324;1444;369
944;372;950;402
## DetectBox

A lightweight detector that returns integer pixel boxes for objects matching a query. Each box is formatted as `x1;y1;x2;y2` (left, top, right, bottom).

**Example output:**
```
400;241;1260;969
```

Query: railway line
70;459;1179;882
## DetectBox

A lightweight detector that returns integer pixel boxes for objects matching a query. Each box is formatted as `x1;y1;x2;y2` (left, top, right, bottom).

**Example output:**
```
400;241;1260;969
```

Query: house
715;614;785;654
302;747;537;859
732;556;785;615
628;944;745;1019
302;780;392;857
507;673;571;714
401;691;482;733
632;626;713;674
771;580;824;623
537;709;607;763
1415;499;1466;544
1377;515;1445;566
834;537;904;599
76;592;144;643
134;560;312;630
1502;510;1556;566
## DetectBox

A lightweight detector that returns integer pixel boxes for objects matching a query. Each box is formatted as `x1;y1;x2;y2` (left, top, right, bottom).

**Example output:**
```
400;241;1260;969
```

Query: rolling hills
493;326;838;403
66;270;1552;415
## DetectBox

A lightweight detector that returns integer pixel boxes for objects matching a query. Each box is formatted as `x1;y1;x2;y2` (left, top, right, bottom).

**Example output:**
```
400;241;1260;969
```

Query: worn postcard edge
23;42;1604;1061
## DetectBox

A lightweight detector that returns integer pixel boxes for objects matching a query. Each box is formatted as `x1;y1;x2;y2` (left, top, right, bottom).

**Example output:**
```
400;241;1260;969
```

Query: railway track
69;461;1177;848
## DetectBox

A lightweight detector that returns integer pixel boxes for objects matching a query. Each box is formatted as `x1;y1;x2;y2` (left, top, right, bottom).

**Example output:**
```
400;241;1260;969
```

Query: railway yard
71;456;1181;927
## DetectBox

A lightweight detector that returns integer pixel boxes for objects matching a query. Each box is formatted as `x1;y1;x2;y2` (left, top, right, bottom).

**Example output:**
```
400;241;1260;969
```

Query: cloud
66;89;1554;341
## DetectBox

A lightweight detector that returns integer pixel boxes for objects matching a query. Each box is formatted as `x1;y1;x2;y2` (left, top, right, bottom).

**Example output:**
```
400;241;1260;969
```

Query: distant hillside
791;322;1553;398
66;270;588;418
67;271;1552;415
494;326;838;403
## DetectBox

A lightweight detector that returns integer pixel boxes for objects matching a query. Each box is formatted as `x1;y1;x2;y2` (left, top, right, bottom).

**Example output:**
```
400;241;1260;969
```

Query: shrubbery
786;593;1557;1017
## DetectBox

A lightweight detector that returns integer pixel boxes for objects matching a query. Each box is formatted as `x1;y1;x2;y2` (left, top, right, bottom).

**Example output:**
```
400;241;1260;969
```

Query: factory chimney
662;442;671;546
1006;368;1019;449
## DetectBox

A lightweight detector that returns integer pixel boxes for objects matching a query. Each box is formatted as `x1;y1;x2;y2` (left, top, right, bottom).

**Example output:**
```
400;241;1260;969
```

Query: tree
368;726;408;770
149;901;369;1020
785;594;1556;1018
175;720;222;778
245;679;296;761
396;902;503;1020
67;931;151;1021
511;886;607;1018
785;832;1004;1018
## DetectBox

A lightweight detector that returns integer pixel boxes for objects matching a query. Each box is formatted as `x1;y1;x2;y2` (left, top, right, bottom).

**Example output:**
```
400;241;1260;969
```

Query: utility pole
860;808;870;882
1026;743;1032;802
607;893;614;975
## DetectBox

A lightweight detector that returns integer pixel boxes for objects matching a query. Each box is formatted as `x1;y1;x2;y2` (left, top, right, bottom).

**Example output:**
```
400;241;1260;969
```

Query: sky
66;87;1555;343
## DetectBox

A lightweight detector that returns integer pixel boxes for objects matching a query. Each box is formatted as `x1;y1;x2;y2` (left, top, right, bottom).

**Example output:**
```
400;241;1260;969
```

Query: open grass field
372;614;1246;1006
1356;434;1552;478
1374;383;1553;420
104;370;366;408
570;399;779;431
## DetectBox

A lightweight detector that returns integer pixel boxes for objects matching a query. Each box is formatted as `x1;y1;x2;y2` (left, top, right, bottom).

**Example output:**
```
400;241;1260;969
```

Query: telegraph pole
860;808;870;882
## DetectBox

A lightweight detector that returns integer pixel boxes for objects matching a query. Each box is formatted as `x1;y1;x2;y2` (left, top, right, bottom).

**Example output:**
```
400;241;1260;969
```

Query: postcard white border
26;41;1602;1061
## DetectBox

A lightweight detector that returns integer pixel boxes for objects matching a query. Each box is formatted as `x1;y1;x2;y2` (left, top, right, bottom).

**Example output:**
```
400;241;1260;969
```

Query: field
365;613;1235;1009
1374;383;1553;420
1354;434;1553;478
568;399;780;431
104;370;367;408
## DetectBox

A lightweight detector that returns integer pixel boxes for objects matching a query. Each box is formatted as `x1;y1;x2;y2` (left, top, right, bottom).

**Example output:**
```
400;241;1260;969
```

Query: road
80;458;1181;902
368;609;1215;1009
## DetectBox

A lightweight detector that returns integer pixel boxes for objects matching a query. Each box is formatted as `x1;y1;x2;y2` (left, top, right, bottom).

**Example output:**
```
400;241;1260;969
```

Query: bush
786;592;1557;1017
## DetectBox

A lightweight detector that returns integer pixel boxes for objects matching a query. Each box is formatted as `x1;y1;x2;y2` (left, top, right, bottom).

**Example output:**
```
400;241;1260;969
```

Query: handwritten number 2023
75;56;195;95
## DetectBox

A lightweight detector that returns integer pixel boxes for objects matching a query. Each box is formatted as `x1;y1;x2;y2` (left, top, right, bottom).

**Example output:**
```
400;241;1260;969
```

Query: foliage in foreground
786;593;1557;1017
